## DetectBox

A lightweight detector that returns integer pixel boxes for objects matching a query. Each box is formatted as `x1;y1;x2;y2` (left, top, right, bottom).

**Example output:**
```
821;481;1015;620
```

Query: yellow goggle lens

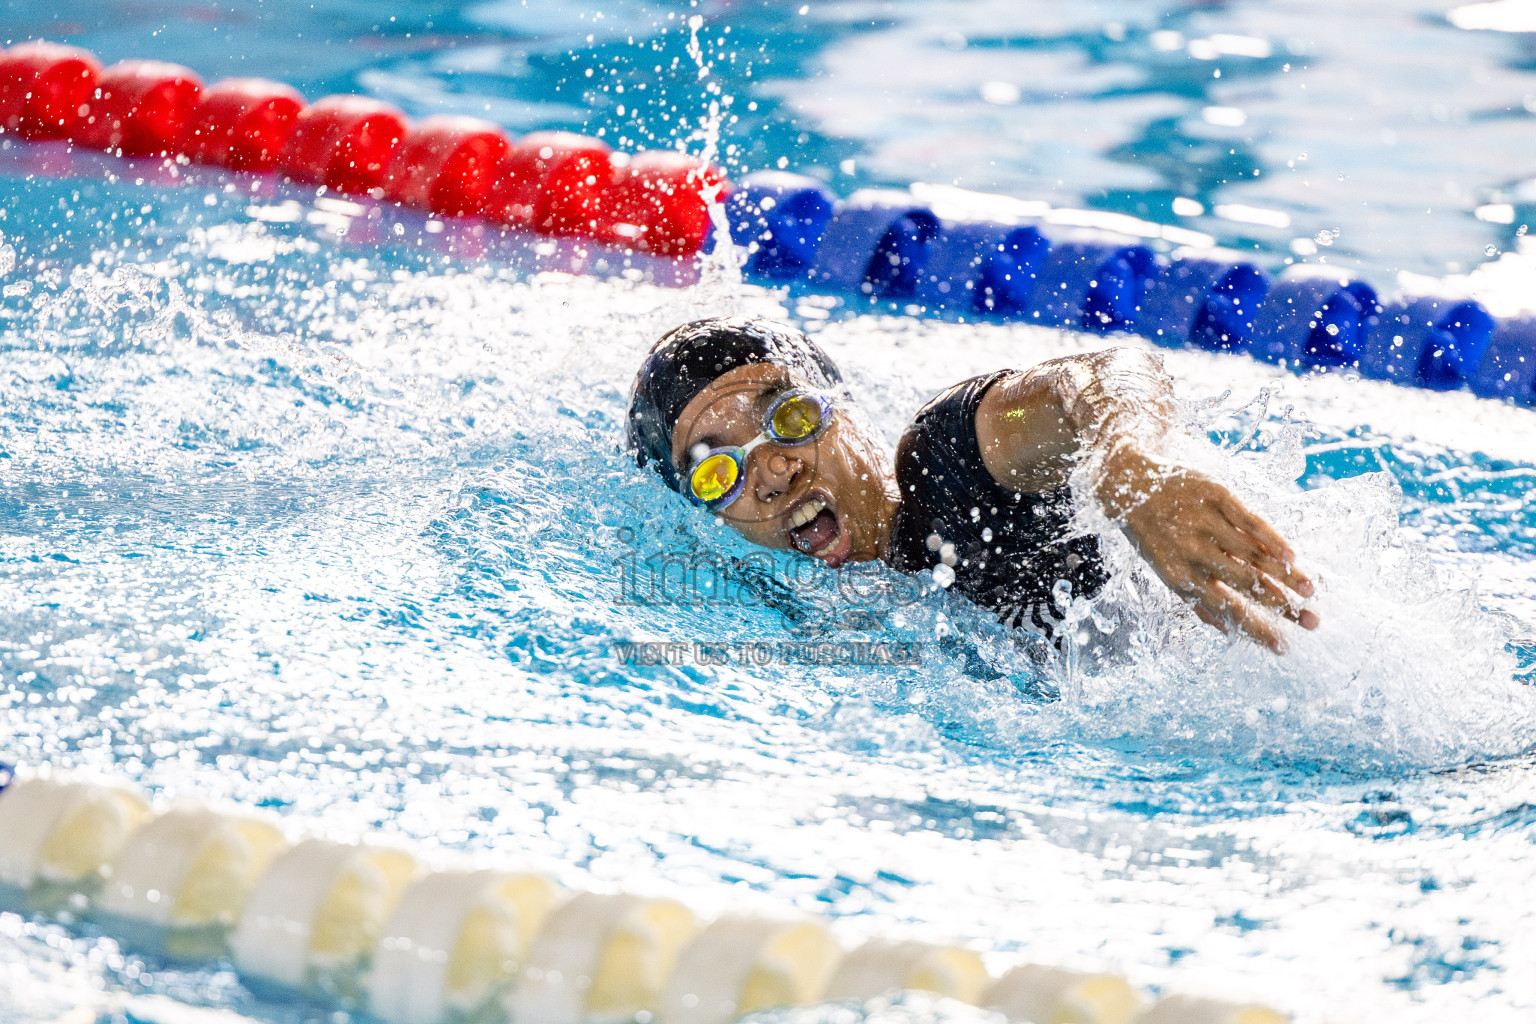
690;452;740;504
769;395;824;440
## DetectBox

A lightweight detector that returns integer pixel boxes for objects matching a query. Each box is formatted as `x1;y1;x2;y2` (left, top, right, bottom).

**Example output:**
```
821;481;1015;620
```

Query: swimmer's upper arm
975;347;1172;493
974;361;1083;493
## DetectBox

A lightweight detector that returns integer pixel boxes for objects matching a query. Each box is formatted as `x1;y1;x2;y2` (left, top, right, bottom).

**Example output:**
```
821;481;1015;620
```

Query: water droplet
1485;245;1500;257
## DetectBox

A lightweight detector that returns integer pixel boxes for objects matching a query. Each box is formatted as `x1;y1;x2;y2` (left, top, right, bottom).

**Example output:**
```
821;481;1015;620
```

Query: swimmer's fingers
1243;545;1316;603
1215;490;1292;560
1193;602;1230;636
1210;548;1320;631
1216;492;1316;598
1122;469;1314;650
1252;553;1321;631
1196;578;1287;654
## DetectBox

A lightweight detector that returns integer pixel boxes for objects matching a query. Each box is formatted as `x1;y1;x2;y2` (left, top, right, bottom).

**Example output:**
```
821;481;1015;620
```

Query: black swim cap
626;316;843;491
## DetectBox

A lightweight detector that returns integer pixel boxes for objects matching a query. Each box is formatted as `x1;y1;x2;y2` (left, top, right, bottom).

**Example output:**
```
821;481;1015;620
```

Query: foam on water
1056;434;1535;771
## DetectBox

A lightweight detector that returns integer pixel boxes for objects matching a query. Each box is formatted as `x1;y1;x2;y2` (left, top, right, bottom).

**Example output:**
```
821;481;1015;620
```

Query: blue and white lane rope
724;172;1536;406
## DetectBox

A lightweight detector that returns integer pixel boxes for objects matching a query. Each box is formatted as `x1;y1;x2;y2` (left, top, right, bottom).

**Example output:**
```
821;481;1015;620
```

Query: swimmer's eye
765;390;832;443
684;392;833;511
690;451;742;506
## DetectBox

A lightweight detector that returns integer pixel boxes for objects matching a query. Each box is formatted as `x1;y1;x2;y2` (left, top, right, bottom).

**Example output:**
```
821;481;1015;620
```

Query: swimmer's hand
1099;447;1319;654
973;347;1316;652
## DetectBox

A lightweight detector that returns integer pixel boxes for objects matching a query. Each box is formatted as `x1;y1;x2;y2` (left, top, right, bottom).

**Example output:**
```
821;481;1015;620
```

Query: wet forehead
670;362;796;465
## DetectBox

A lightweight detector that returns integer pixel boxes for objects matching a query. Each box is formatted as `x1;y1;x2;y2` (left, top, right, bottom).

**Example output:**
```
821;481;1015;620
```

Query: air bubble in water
1052;578;1072;611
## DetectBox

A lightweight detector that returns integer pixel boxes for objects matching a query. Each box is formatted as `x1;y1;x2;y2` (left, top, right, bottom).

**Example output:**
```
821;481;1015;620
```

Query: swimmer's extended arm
974;347;1318;653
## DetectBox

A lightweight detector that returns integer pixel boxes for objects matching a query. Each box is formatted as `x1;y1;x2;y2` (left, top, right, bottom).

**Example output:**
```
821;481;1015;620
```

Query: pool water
3;2;1536;1023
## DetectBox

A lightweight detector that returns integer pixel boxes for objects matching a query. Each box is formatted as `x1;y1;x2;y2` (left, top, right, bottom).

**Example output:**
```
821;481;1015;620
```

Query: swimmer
626;317;1320;653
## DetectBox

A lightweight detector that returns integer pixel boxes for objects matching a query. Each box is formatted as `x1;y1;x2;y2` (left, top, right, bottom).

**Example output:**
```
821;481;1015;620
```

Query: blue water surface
2;2;1536;1023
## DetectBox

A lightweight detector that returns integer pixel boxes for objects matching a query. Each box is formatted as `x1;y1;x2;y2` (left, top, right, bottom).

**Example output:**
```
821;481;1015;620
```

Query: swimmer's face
670;363;895;568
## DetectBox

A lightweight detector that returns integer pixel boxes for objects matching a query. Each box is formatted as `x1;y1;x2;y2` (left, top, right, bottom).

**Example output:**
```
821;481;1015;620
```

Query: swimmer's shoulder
890;371;1018;573
896;370;1017;468
891;363;1083;526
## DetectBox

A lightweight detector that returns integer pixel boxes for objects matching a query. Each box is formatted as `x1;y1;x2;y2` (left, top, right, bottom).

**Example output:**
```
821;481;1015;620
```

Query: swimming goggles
685;389;835;511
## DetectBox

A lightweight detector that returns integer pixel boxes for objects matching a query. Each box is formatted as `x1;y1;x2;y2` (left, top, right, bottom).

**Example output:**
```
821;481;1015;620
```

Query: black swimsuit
888;371;1107;635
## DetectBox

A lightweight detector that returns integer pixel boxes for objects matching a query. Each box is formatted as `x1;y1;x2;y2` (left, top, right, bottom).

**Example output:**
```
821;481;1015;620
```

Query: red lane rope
0;40;727;257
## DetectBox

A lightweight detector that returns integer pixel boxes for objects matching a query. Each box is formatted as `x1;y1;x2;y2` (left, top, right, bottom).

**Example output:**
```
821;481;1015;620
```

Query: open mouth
785;492;849;565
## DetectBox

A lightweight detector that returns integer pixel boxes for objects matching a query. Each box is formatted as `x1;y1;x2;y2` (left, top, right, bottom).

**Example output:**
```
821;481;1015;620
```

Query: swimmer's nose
750;447;804;503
